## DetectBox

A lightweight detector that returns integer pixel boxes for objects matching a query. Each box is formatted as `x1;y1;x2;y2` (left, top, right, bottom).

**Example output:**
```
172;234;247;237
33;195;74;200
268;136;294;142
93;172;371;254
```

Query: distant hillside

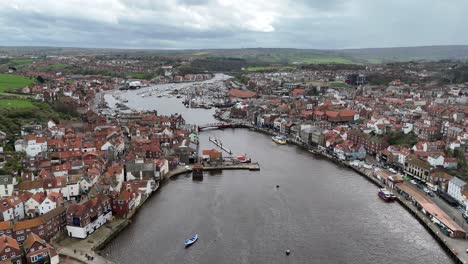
341;45;468;62
1;45;468;64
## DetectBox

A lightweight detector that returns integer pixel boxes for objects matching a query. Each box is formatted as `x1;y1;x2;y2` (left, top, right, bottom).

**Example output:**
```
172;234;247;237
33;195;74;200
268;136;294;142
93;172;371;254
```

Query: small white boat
272;136;287;145
184;234;199;247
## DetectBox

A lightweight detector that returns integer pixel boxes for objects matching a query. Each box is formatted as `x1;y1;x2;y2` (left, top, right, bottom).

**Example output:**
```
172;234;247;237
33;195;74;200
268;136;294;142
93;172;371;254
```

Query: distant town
0;49;467;263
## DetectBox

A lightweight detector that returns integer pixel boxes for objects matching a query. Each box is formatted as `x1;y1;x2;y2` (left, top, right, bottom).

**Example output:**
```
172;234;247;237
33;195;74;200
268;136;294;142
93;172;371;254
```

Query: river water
101;78;452;264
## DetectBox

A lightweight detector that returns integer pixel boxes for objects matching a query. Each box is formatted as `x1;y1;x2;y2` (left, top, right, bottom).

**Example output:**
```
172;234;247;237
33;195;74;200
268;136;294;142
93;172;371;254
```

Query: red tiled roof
228;89;257;98
0;222;12;231
14;218;45;231
0;234;19;252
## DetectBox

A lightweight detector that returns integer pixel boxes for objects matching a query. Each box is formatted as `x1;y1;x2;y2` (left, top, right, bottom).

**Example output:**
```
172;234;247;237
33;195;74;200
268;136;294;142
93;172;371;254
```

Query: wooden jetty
209;137;232;154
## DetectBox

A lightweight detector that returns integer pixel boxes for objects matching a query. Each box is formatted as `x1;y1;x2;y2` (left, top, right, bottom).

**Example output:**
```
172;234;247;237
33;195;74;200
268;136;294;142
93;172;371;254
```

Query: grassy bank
0;99;35;109
0;73;35;93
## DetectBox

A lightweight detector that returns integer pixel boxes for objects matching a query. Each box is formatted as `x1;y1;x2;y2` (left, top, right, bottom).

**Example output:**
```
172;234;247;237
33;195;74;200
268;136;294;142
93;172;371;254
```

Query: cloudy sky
0;0;466;49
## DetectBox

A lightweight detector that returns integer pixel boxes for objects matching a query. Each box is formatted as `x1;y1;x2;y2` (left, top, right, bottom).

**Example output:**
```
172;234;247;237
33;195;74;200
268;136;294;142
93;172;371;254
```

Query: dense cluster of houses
0;64;214;263
226;70;468;212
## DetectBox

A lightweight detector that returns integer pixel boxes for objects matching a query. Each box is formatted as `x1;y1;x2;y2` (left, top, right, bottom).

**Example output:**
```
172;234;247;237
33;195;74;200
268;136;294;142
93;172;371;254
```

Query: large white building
447;177;466;204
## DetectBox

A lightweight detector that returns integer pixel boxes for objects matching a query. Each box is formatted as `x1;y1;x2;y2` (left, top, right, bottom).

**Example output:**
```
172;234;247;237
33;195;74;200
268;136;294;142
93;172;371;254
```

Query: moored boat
235;154;251;163
378;188;396;202
272;136;287;145
184;234;199;247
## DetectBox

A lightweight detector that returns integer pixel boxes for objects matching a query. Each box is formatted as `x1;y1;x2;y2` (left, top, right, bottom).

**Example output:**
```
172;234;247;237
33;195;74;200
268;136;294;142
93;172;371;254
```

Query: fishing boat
235;154;251;163
184;234;199;248
272;136;287;145
378;188;397;202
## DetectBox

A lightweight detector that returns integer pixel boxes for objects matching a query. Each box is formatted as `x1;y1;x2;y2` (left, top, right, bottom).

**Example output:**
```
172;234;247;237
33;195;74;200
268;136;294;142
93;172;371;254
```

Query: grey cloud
0;0;467;49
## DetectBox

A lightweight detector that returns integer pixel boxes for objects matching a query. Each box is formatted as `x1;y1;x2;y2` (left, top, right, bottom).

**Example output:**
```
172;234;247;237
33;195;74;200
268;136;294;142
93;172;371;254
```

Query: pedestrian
74;249;76;254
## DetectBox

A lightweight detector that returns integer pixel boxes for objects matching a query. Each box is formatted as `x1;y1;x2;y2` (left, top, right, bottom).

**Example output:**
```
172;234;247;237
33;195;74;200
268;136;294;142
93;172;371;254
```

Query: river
101;79;453;264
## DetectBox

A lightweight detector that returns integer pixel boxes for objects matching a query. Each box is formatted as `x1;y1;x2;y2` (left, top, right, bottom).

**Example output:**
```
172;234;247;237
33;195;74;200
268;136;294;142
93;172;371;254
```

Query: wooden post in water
192;163;204;181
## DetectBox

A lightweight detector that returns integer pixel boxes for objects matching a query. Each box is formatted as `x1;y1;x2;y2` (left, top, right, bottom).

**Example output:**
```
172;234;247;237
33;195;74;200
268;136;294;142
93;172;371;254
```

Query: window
5;248;10;252
1;255;6;260
11;252;15;257
38;246;43;250
39;231;44;235
16;230;24;235
31;255;38;262
42;252;48;257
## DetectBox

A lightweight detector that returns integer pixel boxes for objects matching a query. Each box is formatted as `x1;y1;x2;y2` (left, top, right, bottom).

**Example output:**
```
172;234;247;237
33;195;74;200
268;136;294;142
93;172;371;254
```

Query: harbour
99;127;453;264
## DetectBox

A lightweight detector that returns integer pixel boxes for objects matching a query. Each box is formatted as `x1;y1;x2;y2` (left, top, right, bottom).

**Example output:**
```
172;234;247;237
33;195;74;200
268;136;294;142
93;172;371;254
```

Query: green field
10;58;33;66
246;66;295;72
0;74;35;93
49;63;67;69
329;81;349;88
0;99;35;109
193;51;211;56
297;57;355;64
128;73;145;79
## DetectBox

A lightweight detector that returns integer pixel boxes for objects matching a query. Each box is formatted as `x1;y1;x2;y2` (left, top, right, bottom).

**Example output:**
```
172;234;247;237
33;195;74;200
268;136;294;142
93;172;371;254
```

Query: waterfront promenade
55;218;128;264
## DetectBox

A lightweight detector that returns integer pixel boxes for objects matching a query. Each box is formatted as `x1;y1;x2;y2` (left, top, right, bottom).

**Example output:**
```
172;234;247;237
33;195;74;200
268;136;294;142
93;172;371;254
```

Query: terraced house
66;194;112;238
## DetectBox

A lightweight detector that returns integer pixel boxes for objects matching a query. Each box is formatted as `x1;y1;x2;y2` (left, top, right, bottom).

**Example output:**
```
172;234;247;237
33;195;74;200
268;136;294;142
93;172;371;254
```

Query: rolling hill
1;45;468;64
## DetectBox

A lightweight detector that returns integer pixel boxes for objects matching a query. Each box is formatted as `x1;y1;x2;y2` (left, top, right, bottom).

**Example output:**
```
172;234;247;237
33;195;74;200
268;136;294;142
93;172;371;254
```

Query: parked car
428;192;435;197
423;187;430;194
417;184;424;190
410;180;417;185
463;212;468;223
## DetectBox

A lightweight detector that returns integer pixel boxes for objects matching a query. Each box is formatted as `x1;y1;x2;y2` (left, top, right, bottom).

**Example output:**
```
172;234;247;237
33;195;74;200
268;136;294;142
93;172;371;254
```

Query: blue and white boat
184;234;199;247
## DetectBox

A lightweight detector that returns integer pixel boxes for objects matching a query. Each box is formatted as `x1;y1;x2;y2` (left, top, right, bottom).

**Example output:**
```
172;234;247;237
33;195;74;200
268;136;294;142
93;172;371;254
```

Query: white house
155;159;169;179
447;177;466;204
398;148;411;165
0;176;16;198
47;120;56;129
39;192;62;215
5;195;25;220
427;154;444;167
449;141;461;150
66;182;81;200
66;195;112;239
0;202;14;221
79;177;93;193
402;123;414;134
24;193;45;218
14;136;47;157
